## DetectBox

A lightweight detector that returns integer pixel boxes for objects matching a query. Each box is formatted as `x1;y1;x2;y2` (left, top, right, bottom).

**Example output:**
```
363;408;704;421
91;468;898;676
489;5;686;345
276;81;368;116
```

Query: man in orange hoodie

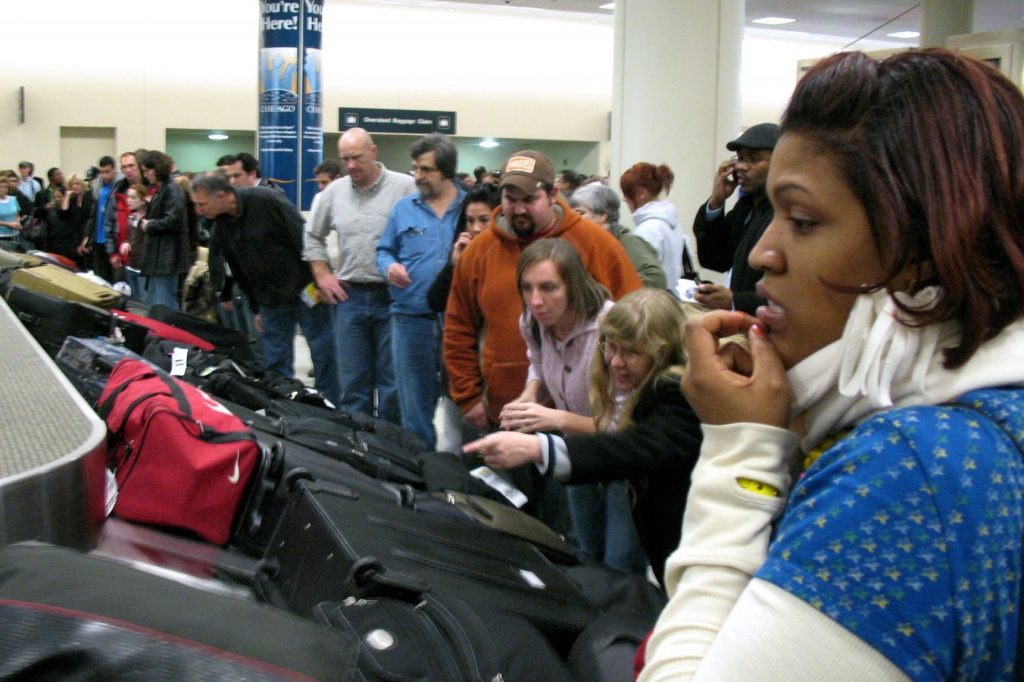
444;150;642;430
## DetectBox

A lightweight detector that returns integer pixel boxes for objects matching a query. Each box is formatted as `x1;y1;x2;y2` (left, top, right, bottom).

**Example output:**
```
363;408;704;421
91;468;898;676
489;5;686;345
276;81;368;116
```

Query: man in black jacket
692;122;779;315
190;172;339;406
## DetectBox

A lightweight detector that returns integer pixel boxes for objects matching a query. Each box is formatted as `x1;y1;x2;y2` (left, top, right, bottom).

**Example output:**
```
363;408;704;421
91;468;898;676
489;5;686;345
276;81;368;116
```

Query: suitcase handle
344;557;430;603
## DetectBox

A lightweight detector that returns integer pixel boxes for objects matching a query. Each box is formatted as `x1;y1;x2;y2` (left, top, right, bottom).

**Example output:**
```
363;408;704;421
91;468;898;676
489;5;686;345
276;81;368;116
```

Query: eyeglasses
600;341;643;363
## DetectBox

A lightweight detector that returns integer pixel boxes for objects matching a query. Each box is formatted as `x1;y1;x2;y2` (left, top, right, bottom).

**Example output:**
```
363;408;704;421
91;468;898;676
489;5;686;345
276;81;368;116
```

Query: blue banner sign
259;0;323;209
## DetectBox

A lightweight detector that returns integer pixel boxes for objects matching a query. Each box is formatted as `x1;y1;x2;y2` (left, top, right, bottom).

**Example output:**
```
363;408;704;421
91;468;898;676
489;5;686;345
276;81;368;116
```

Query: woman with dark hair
428;185;502;449
139;150;190;309
426;184;501;313
467;239;648;575
620;162;685;289
466;287;702;584
556;169;584;199
640;49;1024;681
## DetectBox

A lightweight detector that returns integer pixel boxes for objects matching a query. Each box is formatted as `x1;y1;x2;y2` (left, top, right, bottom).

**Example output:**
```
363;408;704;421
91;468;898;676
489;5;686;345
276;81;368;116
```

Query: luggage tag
104;468;118;517
469;466;528;508
170;347;189;377
300;282;320;308
517;569;547;590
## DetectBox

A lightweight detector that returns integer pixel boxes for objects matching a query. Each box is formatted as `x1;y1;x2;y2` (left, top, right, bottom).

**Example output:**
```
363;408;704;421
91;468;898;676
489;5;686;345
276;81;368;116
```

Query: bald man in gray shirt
305;128;415;423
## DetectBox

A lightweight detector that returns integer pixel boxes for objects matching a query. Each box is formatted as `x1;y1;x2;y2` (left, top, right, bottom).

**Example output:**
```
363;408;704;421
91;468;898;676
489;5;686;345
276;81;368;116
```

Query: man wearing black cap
692;122;779;314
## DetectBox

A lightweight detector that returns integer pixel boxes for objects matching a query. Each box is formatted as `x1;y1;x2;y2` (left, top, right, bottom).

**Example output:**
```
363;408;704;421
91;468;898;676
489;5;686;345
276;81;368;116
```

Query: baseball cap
726;123;781;151
499;150;555;195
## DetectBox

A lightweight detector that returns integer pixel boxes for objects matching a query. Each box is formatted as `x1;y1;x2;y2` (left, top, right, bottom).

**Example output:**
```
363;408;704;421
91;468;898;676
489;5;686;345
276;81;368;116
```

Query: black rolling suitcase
0;542;355;681
143;338;335;410
256;478;600;653
147;303;258;362
266;398;428;454
220;398;400;555
4;283;147;356
311;556;574;682
229;402;425;488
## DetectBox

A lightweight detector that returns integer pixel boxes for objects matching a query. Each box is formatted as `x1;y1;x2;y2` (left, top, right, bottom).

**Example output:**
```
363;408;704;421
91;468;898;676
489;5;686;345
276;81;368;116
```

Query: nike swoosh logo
228;451;241;485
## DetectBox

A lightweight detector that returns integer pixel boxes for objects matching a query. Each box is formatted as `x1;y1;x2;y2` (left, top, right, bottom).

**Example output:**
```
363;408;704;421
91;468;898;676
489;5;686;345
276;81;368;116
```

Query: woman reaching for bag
465;286;702;585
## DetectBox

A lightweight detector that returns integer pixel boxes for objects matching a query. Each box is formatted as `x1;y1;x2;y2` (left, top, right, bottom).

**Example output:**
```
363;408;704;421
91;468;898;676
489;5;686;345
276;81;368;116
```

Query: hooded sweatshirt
444;196;642;424
632;199;684;287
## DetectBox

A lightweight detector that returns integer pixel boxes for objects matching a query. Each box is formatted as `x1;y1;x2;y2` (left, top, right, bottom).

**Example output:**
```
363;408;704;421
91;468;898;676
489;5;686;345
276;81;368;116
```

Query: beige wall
2;0;614;173
3;0;905;175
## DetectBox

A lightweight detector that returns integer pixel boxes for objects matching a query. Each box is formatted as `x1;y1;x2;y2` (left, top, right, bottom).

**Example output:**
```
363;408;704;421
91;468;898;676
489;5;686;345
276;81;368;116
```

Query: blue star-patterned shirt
758;387;1024;681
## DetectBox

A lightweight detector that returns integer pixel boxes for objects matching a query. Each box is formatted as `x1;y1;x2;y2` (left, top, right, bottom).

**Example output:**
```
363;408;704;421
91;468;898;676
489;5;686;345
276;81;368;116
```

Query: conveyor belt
0;295;106;548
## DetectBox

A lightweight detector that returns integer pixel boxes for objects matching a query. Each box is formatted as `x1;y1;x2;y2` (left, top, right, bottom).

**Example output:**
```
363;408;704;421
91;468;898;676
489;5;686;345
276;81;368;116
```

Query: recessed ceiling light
599;2;614;9
752;16;796;25
887;31;920;39
479;138;499;149
208;133;229;141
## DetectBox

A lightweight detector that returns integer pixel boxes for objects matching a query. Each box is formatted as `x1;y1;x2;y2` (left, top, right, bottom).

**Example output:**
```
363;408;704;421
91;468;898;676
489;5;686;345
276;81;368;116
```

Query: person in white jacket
620;162;686;290
640;48;1024;682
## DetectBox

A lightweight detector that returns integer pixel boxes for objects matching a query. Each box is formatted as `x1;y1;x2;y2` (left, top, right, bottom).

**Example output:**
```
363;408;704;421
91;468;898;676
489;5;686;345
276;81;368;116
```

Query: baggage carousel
0;295;106;549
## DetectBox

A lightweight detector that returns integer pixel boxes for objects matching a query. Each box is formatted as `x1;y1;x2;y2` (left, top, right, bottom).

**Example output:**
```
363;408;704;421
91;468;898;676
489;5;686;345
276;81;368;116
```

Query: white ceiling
407;0;1024;44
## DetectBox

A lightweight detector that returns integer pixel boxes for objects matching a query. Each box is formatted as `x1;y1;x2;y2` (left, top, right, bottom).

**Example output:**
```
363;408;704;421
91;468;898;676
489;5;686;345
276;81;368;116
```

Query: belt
345;280;388;290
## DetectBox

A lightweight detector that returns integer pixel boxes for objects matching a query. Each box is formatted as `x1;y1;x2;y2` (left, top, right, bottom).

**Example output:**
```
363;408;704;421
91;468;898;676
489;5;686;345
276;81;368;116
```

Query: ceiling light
599;3;614;9
887;31;920;39
479;138;499;149
208;133;229;141
752;16;796;26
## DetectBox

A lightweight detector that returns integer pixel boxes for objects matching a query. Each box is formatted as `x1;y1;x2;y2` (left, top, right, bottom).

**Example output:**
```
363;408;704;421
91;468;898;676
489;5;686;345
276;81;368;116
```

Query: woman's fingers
682;315;790;426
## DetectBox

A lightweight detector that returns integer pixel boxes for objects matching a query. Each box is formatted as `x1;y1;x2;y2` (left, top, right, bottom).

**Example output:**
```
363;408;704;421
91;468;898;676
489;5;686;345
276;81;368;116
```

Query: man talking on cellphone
691;122;779;314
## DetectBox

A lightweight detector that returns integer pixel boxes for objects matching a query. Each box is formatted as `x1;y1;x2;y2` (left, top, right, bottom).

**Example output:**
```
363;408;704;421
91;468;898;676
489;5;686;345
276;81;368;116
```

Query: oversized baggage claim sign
259;0;323;210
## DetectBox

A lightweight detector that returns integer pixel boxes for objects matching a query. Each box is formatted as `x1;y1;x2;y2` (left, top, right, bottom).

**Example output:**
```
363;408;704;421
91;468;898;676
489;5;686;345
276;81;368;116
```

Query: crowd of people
5;46;1023;680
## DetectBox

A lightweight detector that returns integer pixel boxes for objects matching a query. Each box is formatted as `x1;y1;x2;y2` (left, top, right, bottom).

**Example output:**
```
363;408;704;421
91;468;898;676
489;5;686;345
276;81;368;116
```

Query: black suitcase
256;478;600;652
311;557;573;682
4;283;146;356
0;542;356;681
220;398;399;555
235;407;425;488
266;398;428;455
147;303;258;362
143;339;335;411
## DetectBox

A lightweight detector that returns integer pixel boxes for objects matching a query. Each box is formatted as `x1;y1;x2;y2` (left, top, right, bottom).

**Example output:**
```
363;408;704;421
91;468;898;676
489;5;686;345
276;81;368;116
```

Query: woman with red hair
620;162;685;291
641;49;1024;681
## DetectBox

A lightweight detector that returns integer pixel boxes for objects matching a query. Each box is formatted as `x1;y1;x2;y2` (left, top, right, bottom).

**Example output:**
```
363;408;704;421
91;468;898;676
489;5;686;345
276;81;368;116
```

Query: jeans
390;313;441;447
332;285;399;424
567;480;648;575
260;298;341;407
124;268;144;300
143;274;180;310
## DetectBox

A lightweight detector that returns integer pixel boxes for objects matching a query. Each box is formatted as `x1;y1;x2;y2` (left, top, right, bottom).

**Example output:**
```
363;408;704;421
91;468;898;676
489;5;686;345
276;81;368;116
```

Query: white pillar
610;0;744;278
921;0;974;48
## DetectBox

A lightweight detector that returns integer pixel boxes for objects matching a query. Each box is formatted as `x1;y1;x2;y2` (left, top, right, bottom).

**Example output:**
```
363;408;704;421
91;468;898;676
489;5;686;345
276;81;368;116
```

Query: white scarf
788;286;1024;452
